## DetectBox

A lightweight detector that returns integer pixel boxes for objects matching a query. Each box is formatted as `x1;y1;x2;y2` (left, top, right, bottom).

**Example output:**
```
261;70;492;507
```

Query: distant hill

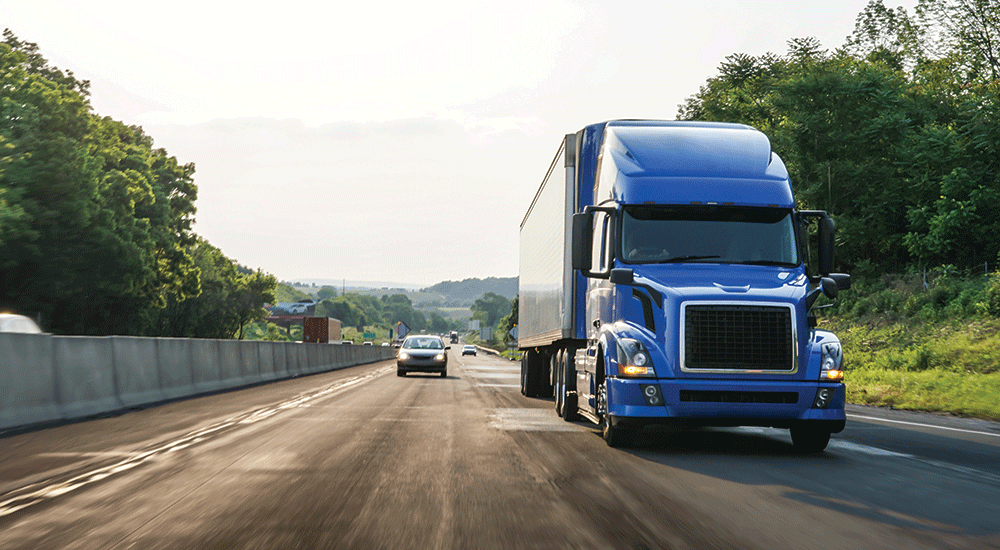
282;277;518;310
421;277;517;303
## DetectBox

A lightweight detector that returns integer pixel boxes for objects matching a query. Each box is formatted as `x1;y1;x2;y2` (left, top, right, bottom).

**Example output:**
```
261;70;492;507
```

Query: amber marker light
619;365;650;376
826;370;844;382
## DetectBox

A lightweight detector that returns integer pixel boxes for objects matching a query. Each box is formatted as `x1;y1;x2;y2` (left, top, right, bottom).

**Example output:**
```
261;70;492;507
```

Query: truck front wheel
790;427;832;453
560;349;578;422
602;416;632;448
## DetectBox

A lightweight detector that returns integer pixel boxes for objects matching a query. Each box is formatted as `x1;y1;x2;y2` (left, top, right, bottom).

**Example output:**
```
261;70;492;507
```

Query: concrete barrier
303;344;320;374
157;337;195;399
53;336;119;419
0;333;60;429
258;341;277;381
271;341;288;379
284;343;301;377
295;344;310;375
217;339;244;389
191;338;223;393
238;340;263;385
112;336;166;408
2;334;393;431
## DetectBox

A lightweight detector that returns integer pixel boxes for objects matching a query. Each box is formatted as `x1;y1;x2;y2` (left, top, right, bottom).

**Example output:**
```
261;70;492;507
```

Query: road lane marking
847;413;1000;438
0;366;391;519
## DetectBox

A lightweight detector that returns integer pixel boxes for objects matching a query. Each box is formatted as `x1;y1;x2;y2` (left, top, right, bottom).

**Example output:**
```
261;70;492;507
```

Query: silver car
397;335;449;377
0;313;43;333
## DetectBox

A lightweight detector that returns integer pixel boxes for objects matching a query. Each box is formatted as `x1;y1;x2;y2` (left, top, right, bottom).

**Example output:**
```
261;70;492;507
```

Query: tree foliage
0;30;275;337
679;0;1000;274
471;292;511;328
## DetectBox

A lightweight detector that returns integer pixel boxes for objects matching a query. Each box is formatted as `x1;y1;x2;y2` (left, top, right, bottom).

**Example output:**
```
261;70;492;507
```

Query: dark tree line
0;30;274;336
678;0;1000;277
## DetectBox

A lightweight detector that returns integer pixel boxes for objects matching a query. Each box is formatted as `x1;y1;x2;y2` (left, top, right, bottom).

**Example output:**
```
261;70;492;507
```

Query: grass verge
822;315;1000;421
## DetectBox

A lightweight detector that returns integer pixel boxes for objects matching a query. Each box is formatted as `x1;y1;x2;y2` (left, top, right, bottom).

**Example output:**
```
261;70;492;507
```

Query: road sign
363;332;377;340
396;321;410;339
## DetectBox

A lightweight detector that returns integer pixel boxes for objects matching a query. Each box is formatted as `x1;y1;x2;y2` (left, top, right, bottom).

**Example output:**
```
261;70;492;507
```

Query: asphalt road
1;345;998;549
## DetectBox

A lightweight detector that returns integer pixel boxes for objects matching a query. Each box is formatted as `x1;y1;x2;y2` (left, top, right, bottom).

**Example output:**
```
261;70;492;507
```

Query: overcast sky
4;0;917;287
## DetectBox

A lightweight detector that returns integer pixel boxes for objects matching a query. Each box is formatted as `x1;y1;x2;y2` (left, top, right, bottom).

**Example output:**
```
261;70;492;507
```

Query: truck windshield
620;205;799;266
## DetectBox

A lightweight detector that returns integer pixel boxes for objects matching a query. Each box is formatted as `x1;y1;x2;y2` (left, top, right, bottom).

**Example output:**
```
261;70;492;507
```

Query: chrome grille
682;303;794;372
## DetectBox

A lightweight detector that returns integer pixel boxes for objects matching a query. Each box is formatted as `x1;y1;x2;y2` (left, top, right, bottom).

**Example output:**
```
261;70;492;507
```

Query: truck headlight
820;342;843;382
617;338;655;377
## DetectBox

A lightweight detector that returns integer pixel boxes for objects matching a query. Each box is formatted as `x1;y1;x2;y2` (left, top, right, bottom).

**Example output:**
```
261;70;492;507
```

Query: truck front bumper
605;377;846;432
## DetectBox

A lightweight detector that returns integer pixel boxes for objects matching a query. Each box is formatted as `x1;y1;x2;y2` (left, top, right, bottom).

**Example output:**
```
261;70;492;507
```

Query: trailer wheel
539;350;553;398
522;349;542;398
790;427;832;453
554;351;564;416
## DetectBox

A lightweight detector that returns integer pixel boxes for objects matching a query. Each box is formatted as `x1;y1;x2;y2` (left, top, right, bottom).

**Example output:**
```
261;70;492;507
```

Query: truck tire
601;415;632;448
554;351;564;416
597;380;630;446
522;350;542;398
790;427;832;453
539;351;554;398
560;349;579;422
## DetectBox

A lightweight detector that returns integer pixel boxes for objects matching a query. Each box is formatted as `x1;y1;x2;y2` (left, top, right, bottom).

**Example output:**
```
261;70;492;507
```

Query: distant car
461;345;477;356
0;313;43;334
397;335;450;377
287;303;308;314
363;341;373;346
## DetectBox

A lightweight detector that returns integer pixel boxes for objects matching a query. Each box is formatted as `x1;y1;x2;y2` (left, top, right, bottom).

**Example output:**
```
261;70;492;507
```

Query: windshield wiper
656;255;721;263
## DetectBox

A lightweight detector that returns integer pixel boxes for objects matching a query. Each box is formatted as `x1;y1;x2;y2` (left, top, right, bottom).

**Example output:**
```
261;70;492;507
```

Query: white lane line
0;367;390;518
848;413;1000;438
477;384;520;388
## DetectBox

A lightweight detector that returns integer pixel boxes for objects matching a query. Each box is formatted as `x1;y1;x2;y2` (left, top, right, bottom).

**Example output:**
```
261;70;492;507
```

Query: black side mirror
830;273;851;291
571;212;592;272
821;277;838;300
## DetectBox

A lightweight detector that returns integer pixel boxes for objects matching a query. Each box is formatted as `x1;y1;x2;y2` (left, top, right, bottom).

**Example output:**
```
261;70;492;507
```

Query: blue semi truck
518;120;851;451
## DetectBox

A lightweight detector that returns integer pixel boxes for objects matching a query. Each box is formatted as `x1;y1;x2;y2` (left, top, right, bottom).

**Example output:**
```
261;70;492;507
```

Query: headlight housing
617;338;655;377
398;352;409;361
820;342;844;382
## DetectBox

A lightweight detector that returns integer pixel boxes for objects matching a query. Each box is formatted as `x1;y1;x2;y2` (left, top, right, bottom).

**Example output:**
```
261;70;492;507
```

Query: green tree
428;311;449;333
317;297;368;331
499;295;518;343
153;239;275;339
471;292;510;328
317;285;337;300
0;31;201;334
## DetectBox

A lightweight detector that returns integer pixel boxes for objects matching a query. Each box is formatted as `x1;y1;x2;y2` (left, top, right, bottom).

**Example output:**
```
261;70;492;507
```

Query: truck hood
631;263;809;303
